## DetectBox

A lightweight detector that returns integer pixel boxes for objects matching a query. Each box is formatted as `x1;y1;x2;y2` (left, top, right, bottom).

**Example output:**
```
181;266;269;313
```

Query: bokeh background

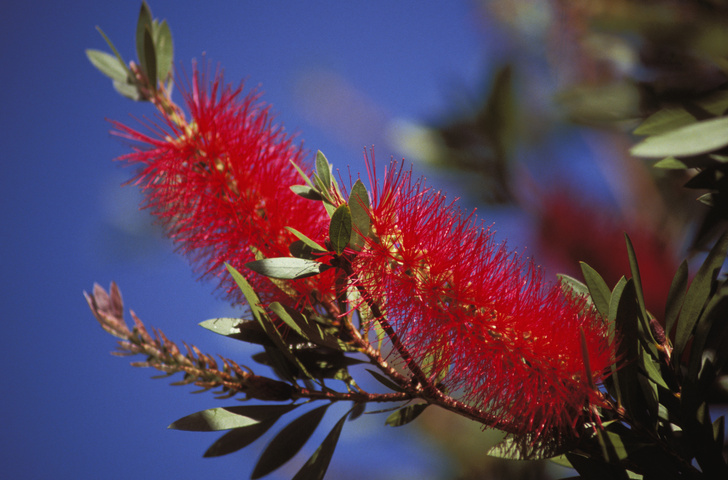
3;1;709;479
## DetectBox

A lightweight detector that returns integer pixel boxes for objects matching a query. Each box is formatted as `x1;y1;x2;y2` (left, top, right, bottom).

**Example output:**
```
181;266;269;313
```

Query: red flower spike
351;159;615;442
113;64;334;306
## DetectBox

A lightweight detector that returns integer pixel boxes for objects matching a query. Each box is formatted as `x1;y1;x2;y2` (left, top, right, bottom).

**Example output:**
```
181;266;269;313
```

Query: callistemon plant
85;3;728;479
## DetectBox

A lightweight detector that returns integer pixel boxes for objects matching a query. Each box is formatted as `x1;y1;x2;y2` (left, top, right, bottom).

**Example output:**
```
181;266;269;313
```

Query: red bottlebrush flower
113;64;334;305
351;160;615;442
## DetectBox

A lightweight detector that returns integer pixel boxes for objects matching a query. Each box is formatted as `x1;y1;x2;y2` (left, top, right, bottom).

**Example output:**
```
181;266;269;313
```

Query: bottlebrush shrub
85;3;728;479
348;161;615;442
112;63;336;307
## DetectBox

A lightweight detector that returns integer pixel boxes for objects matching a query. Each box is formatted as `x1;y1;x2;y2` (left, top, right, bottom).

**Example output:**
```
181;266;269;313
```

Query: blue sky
1;2;528;479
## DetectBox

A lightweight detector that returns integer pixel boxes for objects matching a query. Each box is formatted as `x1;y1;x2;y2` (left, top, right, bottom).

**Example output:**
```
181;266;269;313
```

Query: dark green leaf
169;404;298;431
566;453;630;480
329;205;352;255
488;435;568;460
285;227;327;252
252;404;330;479
153;19;173;83
673;232;728;364
366;369;405;392
290;185;324;201
580;262;611;318
315;151;331;191
665;260;689;339
204;420;276;457
385;403;428;427
226;264;314;379
289;241;324;261
348;179;371;251
268;302;348;351
141;26;157;90
631;116;728;158
246;257;331;280
135;1;153;69
625;235;660;359
292;409;351;480
86;49;128;82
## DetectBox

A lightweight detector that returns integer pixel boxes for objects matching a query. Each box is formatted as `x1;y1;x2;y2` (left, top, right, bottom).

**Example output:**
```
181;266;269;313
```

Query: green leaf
285;227;327;252
625;235;660;359
348;179;371;251
385;403;428;427
153;19;173;83
488;435;568;460
631;116;728;158
204;420;277;457
366;369;405;392
673;232;728;363
135;1;153;70
315;150;331;191
290;185;324;201
329;205;352;255
634;91;728;136
86;49;128;83
558;274;590;298
566;453;630;479
94;26;131;78
246;257;331;280
252;404;330;479
290;160;314;188
580;262;612;318
653;157;690;169
665;260;689;340
198;317;244;337
141;26;157;90
169;404;298;431
292;409;351;480
268;302;348;351
112;80;141;101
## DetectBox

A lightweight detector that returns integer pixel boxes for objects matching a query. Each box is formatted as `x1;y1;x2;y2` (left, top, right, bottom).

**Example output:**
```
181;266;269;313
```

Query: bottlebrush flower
112;64;334;305
351;160;615;442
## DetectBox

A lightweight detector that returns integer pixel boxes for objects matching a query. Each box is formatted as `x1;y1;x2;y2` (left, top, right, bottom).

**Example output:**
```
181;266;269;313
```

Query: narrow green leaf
204;420;277;457
169;404;298;431
246;257;331;280
580;262;612;318
153;19;173;83
226;263;263;318
348;179;371;251
385;403;428;427
315;151;331;191
366;369;405;392
135;1;153;69
673;232;728;363
558;274;590;298
94;26;131;78
141;26;157;90
252;404;330;479
290;160;314;188
631;116;728;158
665;260;689;339
292;409;351;480
624;235;660;360
285;227;327;252
329;205;352;255
290;185;324;201
86;49;128;82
